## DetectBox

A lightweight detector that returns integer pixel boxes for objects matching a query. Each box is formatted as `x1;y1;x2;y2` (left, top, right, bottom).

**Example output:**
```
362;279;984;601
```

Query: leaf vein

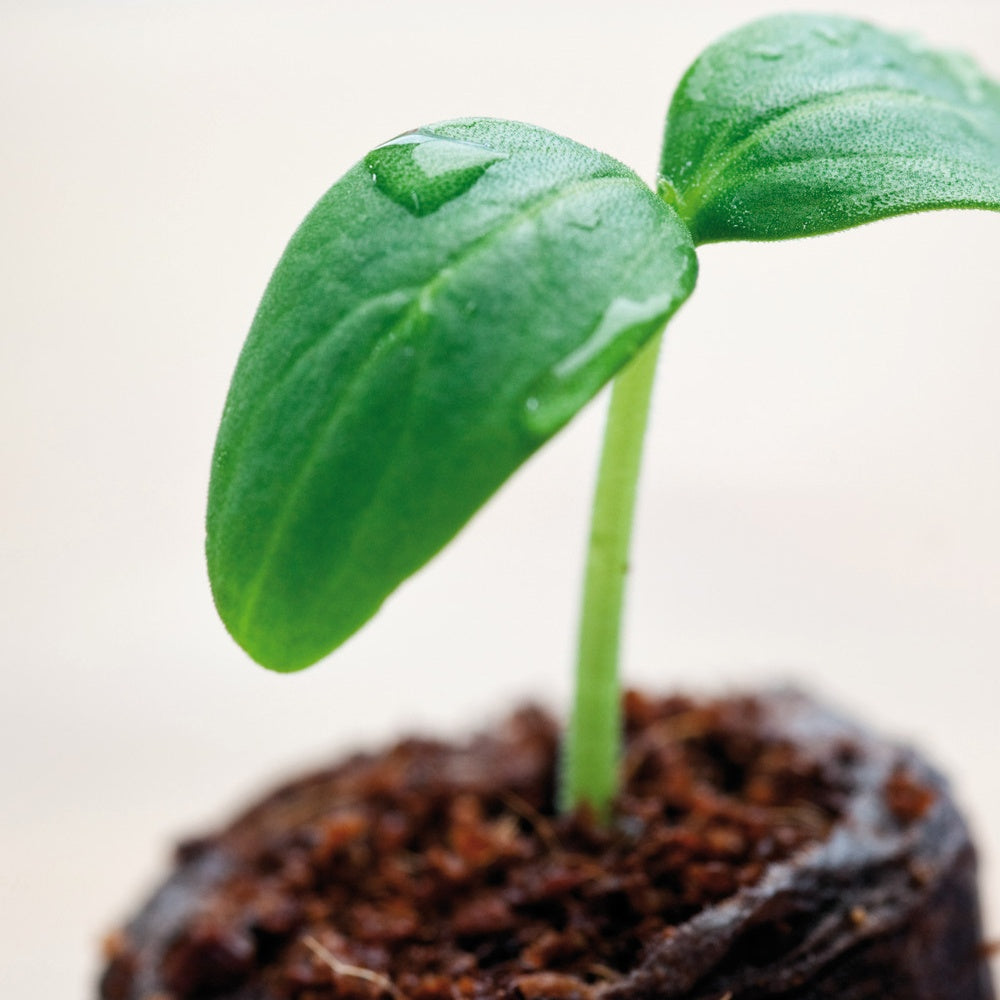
677;85;999;225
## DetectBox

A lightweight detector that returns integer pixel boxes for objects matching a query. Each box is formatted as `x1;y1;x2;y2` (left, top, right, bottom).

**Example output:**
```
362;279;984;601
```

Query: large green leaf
208;119;696;671
659;14;1000;243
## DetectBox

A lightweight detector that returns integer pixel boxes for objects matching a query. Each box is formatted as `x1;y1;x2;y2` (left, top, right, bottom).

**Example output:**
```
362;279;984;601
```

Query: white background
1;1;998;995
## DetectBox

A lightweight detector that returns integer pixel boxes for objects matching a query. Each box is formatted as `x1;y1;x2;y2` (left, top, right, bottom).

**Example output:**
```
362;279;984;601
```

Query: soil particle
98;690;995;1000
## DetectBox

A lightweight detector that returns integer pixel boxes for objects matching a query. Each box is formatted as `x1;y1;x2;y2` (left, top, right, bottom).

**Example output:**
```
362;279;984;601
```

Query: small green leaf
659;14;1000;243
208;119;697;672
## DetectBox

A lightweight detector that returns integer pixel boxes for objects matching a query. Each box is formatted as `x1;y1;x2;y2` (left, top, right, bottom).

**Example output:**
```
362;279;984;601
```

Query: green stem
561;331;665;818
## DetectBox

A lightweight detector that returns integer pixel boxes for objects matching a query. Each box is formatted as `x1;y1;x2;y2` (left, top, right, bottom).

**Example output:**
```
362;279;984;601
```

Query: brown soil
98;690;995;1000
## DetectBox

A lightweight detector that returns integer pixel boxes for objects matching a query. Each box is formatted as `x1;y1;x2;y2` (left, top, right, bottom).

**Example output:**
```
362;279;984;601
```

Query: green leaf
659;14;1000;243
207;119;697;672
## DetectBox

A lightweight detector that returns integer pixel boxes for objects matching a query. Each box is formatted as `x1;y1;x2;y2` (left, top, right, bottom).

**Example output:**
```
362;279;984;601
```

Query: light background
1;1;998;995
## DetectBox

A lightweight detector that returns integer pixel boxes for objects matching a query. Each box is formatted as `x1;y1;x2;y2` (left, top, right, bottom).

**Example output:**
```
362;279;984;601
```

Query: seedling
206;14;1000;818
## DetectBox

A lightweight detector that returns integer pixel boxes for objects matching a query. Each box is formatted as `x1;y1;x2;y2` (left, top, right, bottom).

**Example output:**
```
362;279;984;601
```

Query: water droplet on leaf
364;131;506;217
811;24;849;46
521;292;677;436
